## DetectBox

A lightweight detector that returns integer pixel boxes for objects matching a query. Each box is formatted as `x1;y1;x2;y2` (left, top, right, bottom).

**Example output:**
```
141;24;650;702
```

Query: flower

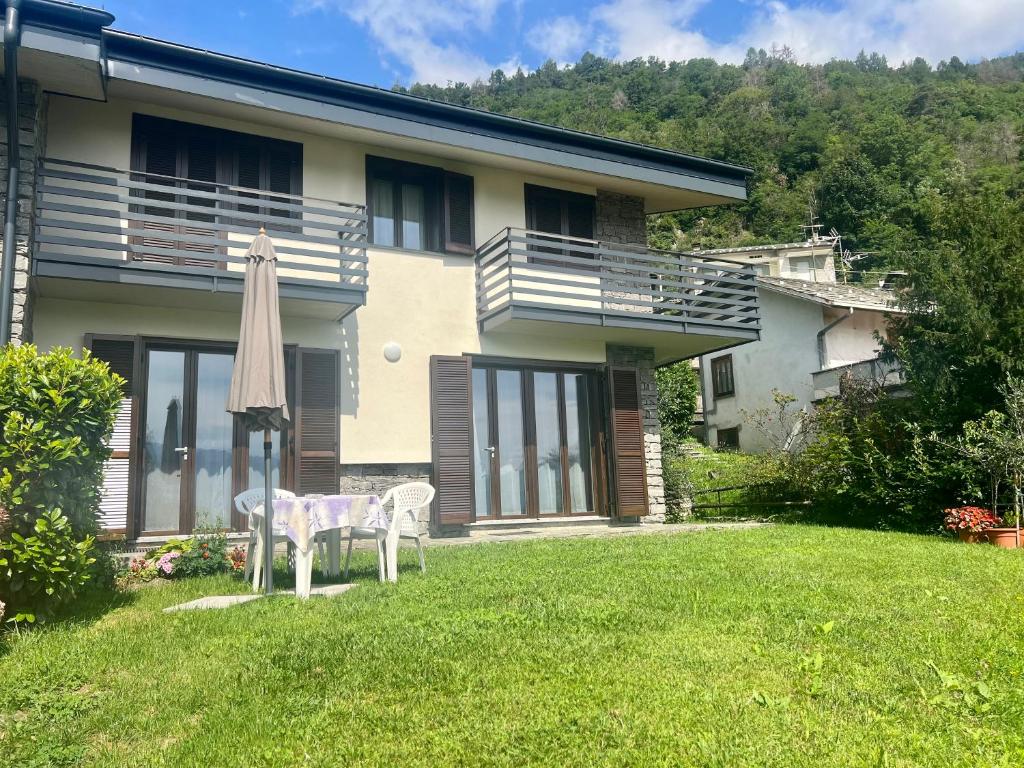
943;506;1001;534
157;550;181;575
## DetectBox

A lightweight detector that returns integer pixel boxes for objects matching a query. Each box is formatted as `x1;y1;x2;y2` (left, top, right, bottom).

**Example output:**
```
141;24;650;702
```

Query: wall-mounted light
383;341;402;363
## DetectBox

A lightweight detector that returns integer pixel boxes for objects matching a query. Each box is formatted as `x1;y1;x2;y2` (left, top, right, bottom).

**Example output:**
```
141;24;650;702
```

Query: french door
139;343;286;535
472;364;605;519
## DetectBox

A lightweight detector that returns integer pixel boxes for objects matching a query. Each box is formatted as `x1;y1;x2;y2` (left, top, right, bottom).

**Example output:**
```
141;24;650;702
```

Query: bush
0;345;123;624
655;362;699;451
0;510;95;624
0;345;124;531
119;531;245;585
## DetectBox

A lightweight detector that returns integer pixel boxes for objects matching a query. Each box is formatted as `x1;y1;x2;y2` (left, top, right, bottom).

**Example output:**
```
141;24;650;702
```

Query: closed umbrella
228;228;289;594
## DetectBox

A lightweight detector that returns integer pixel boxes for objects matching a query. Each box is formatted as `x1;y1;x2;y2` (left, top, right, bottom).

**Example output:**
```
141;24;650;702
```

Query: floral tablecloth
267;495;389;552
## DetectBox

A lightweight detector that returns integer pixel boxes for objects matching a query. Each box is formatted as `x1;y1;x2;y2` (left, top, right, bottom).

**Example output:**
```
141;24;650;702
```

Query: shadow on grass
0;585;139;660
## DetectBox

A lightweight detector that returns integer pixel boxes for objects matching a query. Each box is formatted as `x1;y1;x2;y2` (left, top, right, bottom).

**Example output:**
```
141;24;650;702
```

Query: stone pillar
595;190;646;244
607;344;666;523
0;78;46;345
595;190;651;316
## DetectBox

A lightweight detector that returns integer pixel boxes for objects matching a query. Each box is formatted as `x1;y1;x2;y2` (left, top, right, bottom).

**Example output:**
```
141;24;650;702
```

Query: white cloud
527;15;589;61
296;0;511;84
579;0;1024;66
296;0;1024;85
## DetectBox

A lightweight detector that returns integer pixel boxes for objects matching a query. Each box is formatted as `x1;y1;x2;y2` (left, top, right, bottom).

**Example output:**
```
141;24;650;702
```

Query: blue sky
98;0;1024;87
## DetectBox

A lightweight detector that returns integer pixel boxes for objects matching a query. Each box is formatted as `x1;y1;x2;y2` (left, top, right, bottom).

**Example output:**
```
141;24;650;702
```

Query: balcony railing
33;158;368;297
812;356;905;401
476;228;760;338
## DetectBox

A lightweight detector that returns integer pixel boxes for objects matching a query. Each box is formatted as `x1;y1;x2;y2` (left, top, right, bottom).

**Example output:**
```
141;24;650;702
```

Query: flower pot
985;527;1021;549
958;530;985;544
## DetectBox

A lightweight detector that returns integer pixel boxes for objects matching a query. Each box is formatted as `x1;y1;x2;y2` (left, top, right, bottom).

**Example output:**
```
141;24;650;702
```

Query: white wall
700;290;823;453
821;307;890;368
37;94;615;465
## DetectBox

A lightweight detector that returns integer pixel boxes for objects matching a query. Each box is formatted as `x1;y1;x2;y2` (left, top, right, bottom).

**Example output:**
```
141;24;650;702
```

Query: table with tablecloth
257;494;390;597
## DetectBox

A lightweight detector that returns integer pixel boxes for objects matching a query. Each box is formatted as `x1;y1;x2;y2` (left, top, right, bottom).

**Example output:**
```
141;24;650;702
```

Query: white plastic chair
343;482;435;583
233;487;296;591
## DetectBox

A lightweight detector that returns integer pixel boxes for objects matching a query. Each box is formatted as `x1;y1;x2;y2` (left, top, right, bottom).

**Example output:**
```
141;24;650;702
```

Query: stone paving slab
164;583;358;612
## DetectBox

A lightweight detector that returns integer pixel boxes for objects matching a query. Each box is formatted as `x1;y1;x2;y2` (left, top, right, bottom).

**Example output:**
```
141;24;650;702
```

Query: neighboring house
0;0;760;541
697;241;905;453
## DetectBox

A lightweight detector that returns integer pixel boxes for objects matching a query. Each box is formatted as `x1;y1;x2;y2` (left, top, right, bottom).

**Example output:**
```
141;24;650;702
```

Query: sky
98;0;1024;87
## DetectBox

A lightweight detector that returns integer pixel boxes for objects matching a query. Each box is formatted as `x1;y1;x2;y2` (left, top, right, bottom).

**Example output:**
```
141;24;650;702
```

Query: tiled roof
757;276;906;313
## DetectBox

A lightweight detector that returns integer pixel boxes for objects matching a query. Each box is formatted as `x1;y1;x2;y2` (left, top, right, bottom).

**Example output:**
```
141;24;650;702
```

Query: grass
2;525;1024;767
667;441;765;517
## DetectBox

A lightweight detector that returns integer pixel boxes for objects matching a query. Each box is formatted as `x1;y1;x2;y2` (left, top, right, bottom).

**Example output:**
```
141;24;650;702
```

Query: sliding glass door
473;364;604;520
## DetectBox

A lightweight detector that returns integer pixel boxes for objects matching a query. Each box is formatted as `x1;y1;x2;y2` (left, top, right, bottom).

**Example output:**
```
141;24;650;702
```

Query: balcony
476;228;760;362
32;158;368;319
812;356;906;401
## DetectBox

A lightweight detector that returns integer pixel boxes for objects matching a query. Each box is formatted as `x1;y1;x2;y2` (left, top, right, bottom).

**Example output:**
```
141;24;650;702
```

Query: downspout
817;307;853;370
0;0;22;346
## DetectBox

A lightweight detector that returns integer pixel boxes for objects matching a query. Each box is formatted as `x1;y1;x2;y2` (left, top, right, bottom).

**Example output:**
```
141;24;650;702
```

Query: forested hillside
402;50;1024;275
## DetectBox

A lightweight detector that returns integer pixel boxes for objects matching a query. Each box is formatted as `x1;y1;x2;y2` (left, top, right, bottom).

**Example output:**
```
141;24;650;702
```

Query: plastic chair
233;487;296;590
343;482;435;583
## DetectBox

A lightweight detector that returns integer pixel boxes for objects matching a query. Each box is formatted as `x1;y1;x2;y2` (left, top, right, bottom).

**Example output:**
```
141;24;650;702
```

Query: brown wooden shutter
607;366;648;518
430;355;474;526
295;348;340;495
87;336;139;534
443;172;475;254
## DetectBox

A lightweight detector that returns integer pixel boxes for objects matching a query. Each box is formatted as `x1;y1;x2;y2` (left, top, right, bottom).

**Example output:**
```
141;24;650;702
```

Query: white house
0;0;762;540
696;239;905;453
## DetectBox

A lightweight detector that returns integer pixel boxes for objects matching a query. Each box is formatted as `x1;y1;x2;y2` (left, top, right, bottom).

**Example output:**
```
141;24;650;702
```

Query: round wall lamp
383;341;402;363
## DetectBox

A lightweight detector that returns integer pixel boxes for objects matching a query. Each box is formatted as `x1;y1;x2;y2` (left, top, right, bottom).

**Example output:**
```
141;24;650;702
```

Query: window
366;156;474;254
717;426;740;450
130;115;303;266
525;185;595;240
710;354;735;398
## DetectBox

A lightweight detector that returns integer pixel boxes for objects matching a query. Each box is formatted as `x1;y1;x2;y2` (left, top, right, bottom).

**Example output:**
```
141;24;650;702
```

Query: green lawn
2;526;1023;767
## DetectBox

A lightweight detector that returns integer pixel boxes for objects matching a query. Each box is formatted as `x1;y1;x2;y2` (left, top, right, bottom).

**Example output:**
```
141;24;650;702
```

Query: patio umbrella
160;397;182;474
228;228;290;594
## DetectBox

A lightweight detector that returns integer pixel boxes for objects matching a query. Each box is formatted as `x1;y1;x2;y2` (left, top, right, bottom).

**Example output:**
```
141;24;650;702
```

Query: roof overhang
3;0;752;213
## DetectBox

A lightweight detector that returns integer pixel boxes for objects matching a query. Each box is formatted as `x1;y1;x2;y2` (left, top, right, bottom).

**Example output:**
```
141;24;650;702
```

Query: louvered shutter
89;338;137;532
430;355;474;526
295;348;340;495
181;136;220;267
136;127;179;264
607;366;648;518
443;172;475;254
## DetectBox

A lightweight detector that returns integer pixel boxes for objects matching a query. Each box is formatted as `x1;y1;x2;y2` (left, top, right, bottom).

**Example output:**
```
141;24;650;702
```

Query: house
0;0;760;541
697;238;905;452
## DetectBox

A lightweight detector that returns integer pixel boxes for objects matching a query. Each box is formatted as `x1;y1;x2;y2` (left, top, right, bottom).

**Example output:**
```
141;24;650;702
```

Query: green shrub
0;510;95;624
0;345;124;531
0;345;123;624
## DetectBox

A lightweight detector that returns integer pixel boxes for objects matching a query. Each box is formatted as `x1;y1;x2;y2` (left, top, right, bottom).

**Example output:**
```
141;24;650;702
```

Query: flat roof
10;0;752;205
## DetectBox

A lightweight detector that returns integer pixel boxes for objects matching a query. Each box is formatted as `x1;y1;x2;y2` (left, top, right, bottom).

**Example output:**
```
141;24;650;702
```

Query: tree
655;362;700;450
887;187;1024;432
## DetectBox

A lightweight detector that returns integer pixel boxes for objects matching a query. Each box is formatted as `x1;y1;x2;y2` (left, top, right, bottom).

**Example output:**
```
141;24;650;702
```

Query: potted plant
943;506;1001;543
951;376;1024;550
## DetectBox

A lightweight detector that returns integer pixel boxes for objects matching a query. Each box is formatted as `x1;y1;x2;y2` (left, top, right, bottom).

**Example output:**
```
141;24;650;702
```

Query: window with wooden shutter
443;172;475;254
88;336;138;533
430;355;474;526
607;366;648;518
295;348;340;496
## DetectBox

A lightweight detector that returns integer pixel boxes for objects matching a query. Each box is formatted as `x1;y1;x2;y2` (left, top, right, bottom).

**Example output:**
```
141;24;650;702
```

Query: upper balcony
812;356;906;401
31;158;368;319
476;228;761;363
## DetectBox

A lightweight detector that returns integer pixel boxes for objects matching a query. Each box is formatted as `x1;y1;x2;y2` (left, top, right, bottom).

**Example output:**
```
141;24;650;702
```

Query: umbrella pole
263;427;274;595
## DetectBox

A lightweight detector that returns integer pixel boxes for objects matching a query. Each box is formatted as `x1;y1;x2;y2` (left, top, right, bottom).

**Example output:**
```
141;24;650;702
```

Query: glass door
473;365;603;520
140;345;269;535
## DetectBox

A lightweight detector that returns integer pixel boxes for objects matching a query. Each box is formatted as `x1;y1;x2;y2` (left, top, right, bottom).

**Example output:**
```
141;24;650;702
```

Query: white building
697;240;906;452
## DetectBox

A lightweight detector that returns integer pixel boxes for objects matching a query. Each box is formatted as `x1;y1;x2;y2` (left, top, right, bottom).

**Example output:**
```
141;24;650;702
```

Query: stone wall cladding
595;190;650;315
607;344;666;523
340;463;433;533
0;78;45;345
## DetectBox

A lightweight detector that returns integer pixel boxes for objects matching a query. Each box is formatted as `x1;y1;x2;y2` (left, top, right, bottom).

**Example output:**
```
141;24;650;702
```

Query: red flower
944;506;1001;533
202;551;210;559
